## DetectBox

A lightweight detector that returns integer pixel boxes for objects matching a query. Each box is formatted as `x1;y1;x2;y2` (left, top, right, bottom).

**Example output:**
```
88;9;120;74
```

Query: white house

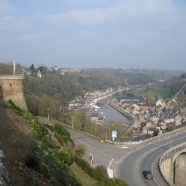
37;70;42;78
156;99;166;107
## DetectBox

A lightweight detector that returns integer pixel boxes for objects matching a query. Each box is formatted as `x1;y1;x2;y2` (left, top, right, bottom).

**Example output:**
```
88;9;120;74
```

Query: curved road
69;128;186;186
116;130;186;186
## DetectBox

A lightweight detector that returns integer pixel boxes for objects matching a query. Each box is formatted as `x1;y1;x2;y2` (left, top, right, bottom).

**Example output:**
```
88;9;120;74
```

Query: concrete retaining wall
159;142;186;186
175;153;186;186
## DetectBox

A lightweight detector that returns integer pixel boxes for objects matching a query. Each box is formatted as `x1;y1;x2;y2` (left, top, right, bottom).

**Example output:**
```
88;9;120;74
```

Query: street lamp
47;108;50;121
103;117;108;141
71;116;74;130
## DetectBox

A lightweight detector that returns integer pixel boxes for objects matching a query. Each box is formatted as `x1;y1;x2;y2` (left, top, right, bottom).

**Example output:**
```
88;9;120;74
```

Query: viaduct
159;142;186;186
0;75;27;110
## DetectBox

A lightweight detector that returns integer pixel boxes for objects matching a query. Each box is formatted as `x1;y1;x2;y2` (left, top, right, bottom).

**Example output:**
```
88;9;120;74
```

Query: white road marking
76;138;113;159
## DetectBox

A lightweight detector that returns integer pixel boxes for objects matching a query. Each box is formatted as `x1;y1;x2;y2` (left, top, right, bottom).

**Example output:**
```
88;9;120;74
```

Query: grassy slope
0;106;95;185
134;86;171;98
71;163;97;186
1;106;124;186
0;106;37;185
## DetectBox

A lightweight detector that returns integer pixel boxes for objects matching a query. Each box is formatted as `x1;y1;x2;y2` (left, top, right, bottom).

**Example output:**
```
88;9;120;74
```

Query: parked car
143;170;153;179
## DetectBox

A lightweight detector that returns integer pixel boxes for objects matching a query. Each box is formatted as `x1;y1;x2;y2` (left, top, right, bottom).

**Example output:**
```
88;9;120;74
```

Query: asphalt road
116;131;186;186
70;130;132;168
69;128;186;186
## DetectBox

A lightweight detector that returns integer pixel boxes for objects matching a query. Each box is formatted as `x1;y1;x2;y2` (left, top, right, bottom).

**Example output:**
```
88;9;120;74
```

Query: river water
98;103;130;123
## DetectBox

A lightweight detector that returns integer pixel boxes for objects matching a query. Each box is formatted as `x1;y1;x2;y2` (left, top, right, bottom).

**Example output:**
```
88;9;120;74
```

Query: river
98;103;130;123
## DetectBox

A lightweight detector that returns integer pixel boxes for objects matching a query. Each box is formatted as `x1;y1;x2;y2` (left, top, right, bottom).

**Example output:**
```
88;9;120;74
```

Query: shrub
9;100;82;185
54;123;71;140
25;154;40;170
95;165;108;177
75;145;85;158
33;124;47;140
75;157;128;186
55;150;73;167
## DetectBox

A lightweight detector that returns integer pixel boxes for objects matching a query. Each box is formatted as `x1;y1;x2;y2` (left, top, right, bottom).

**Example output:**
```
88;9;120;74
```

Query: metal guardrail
106;126;186;146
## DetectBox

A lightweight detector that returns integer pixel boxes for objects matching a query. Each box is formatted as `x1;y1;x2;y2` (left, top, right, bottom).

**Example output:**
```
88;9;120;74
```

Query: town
68;83;186;141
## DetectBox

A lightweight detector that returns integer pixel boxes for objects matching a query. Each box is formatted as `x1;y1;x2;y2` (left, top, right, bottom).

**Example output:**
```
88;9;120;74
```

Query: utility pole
72;116;74;130
13;60;16;75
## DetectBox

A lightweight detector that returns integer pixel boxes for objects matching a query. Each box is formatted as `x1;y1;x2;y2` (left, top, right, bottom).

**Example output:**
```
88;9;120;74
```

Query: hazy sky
0;0;186;70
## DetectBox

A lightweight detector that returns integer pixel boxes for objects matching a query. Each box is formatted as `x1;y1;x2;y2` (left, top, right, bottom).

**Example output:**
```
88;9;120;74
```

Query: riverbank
97;99;131;122
108;99;134;122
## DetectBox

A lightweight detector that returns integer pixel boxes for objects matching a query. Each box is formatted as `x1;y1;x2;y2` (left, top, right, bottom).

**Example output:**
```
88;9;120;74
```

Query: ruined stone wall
0;75;27;110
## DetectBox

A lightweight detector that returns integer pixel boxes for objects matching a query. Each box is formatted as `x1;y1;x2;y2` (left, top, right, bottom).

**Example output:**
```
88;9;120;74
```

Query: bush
10;100;82;185
55;150;73;167
33;124;47;140
25;154;40;170
43;154;81;186
75;145;85;157
95;165;108;177
54;123;71;140
75;157;128;186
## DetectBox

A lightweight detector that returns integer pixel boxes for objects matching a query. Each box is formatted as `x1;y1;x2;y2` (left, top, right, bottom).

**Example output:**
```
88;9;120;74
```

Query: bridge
159;142;186;186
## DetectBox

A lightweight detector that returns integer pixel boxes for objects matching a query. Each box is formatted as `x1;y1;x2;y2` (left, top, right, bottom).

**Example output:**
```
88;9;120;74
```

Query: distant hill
24;67;160;118
1;62;185;119
162;73;186;108
162;73;186;95
84;68;185;81
82;68;158;85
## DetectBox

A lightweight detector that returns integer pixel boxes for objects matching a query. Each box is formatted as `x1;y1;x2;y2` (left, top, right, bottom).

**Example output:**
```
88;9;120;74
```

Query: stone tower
0;75;27;110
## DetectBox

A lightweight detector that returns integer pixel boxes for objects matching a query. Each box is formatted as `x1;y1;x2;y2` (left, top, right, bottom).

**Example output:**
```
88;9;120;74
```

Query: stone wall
0;75;27;110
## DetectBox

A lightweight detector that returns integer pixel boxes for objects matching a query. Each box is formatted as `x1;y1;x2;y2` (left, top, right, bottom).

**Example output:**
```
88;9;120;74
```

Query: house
156;99;166;107
140;122;146;132
37;70;42;78
146;121;154;127
160;124;167;130
141;106;149;113
51;66;59;71
147;127;157;135
149;113;159;124
133;119;140;129
139;114;146;122
142;126;156;135
132;103;140;111
120;96;144;104
164;115;174;125
175;114;182;126
132;109;139;116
